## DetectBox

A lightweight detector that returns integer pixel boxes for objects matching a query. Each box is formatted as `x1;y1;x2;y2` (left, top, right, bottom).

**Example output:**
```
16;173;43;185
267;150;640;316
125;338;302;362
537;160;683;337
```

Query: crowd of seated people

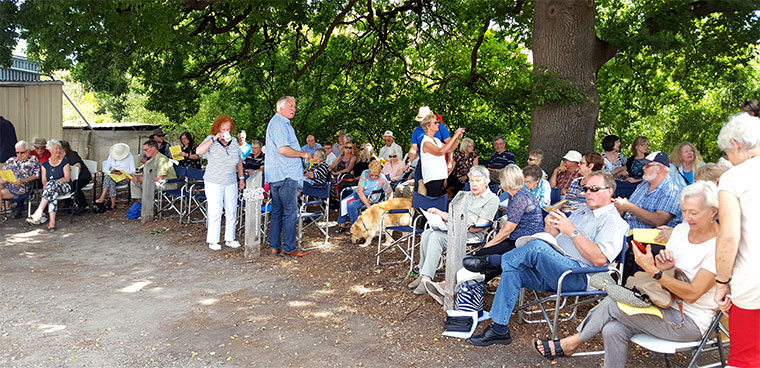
4;102;758;366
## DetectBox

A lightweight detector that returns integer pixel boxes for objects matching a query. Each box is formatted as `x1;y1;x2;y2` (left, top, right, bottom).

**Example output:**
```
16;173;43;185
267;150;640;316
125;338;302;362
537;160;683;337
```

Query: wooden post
140;157;156;223
244;171;264;258
444;191;469;311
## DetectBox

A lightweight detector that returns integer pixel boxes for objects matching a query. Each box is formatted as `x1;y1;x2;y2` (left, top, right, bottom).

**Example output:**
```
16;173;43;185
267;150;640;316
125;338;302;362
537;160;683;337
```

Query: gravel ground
0;206;722;367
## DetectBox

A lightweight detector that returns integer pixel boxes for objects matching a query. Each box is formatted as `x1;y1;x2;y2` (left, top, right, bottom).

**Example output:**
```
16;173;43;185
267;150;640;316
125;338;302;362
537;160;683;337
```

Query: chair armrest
386;209;410;214
566;266;611;275
472;221;493;229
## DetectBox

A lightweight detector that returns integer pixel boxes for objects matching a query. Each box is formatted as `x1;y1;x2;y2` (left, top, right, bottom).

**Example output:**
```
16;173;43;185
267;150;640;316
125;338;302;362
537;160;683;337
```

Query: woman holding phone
196;114;245;251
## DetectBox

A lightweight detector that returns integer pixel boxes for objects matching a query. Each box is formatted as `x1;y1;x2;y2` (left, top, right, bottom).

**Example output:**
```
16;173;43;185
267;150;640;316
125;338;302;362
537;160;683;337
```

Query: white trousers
204;182;238;244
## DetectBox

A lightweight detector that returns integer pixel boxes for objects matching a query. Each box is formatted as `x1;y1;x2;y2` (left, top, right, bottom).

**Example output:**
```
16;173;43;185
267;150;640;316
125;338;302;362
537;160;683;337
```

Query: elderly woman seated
537;181;720;366
94;143;136;210
408;165;500;296
1;140;41;215
472;164;544;282
336;160;392;234
27;139;71;231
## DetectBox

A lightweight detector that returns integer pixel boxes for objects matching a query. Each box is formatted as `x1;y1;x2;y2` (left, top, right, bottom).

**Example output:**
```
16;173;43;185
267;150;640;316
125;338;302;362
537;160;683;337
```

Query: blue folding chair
550;187;561;204
157;165;186;220
376;192;447;270
183;167;207;224
515;235;629;341
298;181;331;251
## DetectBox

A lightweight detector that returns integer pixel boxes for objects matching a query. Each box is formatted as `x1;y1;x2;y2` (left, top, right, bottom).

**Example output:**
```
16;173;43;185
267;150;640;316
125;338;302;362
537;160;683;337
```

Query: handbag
455;280;484;314
624;268;689;309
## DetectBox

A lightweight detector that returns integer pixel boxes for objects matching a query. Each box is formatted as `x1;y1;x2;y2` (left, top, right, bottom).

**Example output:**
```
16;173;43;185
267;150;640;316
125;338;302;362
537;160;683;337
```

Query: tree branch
184;0;223;11
293;0;360;82
645;0;739;34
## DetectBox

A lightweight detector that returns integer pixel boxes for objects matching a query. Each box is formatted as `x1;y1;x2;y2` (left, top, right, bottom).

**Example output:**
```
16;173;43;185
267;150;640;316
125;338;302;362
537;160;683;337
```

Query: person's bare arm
547;210;607;266
614;198;672;227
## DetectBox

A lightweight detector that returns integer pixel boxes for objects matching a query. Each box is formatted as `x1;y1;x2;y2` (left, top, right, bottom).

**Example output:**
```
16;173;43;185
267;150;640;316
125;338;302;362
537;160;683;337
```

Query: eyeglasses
16;151;26;155
345;146;354;149
583;186;611;193
389;155;397;158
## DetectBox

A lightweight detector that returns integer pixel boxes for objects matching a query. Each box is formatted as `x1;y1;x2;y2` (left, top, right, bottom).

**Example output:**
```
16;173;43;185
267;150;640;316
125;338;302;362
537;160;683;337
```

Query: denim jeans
337;193;364;225
269;178;299;253
489;239;587;326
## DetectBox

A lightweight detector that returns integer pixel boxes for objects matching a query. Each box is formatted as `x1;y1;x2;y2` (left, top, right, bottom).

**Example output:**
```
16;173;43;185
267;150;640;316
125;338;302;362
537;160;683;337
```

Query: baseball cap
637;151;670;167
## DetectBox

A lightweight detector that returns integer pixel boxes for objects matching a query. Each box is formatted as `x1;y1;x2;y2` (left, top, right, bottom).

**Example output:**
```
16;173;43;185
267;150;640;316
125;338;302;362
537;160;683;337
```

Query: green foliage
5;0;760;166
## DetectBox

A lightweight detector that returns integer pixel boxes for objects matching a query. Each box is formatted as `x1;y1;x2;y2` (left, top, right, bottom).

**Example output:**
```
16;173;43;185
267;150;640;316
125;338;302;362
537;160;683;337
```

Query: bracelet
715;277;731;285
238;177;245;180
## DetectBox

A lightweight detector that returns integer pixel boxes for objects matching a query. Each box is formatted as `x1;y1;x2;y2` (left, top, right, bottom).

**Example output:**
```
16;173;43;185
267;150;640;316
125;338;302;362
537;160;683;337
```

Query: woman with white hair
714;113;760;367
472;164;544;281
94;143;136;210
408;165;499;296
539;181;720;365
0;141;41;214
27;139;71;231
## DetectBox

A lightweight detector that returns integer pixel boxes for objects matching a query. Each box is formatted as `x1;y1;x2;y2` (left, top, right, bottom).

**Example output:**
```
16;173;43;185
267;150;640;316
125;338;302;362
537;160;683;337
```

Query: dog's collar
359;217;368;230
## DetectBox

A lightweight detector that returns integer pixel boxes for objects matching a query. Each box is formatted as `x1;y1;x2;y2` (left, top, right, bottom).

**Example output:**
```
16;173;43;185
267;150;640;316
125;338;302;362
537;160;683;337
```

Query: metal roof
0;55;42;81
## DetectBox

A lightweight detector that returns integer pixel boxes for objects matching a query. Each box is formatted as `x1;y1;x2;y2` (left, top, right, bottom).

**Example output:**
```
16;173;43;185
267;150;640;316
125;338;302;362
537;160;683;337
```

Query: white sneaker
225;240;241;249
208;243;222;251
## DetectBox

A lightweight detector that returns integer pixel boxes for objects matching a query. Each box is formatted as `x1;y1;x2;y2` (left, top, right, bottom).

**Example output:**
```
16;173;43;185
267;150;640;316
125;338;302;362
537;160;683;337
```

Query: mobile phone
632;239;647;254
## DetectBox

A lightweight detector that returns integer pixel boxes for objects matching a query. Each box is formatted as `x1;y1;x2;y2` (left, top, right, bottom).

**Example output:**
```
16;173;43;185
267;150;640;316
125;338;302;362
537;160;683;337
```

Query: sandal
336;224;349;233
47;226;56;232
534;338;565;360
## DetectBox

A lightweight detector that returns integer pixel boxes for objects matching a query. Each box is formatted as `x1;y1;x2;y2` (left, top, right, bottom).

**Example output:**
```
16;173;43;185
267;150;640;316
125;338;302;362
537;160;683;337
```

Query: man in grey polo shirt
464;171;629;346
265;96;311;257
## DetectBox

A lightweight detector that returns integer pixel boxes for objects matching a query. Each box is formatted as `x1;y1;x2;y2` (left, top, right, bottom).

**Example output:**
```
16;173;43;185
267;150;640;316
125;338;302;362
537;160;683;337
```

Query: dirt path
0;211;706;367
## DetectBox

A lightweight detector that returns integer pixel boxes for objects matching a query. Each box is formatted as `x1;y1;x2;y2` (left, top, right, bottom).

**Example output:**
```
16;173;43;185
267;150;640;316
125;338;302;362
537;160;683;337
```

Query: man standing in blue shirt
406;106;451;192
265;96;311;257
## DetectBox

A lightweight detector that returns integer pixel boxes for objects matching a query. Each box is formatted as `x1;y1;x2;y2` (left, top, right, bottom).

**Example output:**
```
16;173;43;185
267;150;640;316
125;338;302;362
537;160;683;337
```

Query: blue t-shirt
42;156;69;181
411;124;450;149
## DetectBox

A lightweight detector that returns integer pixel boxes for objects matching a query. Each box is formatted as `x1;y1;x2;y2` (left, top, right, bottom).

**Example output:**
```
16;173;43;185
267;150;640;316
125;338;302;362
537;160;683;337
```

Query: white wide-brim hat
109;143;131;161
415;106;431;122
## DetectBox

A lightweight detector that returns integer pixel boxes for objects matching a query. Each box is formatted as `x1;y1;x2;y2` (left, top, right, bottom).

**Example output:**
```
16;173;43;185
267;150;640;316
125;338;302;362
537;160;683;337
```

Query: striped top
201;135;242;185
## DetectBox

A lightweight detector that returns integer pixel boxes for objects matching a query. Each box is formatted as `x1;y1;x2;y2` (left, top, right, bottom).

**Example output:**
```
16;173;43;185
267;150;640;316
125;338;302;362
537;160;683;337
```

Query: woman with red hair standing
196;114;245;251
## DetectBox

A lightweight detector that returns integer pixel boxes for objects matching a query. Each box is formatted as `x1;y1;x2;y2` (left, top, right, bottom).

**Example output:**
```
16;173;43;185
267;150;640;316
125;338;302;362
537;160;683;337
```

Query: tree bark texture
530;0;604;170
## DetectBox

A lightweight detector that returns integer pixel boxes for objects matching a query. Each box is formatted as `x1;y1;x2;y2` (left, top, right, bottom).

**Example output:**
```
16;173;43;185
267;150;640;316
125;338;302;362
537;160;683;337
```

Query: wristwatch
653;271;663;280
570;230;580;239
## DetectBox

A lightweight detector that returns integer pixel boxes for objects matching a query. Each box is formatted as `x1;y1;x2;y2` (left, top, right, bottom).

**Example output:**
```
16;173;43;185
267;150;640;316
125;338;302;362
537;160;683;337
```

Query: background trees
3;0;759;168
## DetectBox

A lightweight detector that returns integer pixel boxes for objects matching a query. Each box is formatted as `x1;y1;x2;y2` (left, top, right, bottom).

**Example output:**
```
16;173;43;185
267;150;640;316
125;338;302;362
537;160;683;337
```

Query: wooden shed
0;56;63;143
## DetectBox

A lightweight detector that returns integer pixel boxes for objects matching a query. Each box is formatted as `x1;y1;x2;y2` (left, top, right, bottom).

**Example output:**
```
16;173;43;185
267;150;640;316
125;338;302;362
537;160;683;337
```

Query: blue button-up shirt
265;113;304;184
624;175;681;229
558;203;630;268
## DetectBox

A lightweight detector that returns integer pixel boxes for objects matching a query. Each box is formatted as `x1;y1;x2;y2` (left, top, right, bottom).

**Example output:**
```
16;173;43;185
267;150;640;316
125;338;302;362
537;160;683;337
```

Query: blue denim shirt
264;113;304;184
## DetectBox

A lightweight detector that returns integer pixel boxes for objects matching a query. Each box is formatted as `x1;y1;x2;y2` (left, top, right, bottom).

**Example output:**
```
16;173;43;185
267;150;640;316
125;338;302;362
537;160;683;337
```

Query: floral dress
4;156;40;195
452;151;479;178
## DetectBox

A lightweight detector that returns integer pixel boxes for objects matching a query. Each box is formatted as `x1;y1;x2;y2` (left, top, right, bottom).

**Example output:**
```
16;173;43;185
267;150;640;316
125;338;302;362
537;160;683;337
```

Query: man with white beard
613;151;681;229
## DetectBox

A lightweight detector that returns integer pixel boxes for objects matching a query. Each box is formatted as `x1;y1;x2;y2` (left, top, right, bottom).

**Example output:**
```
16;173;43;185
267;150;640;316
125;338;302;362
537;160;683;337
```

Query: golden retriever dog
350;197;413;247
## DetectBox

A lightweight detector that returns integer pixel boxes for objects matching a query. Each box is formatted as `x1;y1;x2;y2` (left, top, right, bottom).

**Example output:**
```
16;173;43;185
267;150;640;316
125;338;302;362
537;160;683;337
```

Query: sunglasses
389;155;397;157
583;186;611;193
16;151;26;154
345;146;354;149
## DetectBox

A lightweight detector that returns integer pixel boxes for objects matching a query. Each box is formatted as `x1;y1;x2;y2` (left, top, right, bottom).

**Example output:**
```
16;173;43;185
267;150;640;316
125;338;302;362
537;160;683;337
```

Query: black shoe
463;256;499;274
469;325;512;347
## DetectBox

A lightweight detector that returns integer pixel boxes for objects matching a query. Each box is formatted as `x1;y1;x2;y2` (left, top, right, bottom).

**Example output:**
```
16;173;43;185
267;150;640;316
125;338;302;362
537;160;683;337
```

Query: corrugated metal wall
0;82;63;143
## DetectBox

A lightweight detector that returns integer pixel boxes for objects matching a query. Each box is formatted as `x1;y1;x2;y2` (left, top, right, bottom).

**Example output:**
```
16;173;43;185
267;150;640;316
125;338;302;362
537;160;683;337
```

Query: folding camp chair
376;192;447;270
157;165;186;220
81;159;97;204
183;167;207;224
515;236;629;341
297;181;331;250
630;312;729;368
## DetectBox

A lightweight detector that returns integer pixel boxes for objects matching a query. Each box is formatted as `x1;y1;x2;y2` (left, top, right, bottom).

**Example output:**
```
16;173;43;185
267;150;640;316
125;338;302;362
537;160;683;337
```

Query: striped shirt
357;169;392;203
201;136;241;185
264;113;304;184
624;175;681;229
308;162;330;184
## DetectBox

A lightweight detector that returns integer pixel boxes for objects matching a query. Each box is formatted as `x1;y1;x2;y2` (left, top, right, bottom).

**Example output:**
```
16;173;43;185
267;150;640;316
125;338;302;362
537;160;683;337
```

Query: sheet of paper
169;146;184;161
421;209;447;232
629;228;667;246
617;302;663;318
107;169;133;182
0;169;17;183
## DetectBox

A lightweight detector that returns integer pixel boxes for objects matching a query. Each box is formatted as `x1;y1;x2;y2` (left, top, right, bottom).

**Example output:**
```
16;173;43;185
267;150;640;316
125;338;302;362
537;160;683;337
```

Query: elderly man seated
550;150;583;195
408;165;500;296
130;139;177;201
613;151;680;229
1;140;41;215
378;130;403;161
486;135;516;184
463;171;629;346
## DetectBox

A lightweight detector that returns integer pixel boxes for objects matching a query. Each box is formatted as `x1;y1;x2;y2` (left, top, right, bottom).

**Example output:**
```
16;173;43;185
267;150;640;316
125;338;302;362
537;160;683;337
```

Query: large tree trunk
530;0;613;171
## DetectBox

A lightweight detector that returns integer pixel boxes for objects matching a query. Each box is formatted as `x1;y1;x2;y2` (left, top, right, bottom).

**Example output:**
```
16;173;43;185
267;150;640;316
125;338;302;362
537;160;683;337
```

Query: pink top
382;160;406;181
